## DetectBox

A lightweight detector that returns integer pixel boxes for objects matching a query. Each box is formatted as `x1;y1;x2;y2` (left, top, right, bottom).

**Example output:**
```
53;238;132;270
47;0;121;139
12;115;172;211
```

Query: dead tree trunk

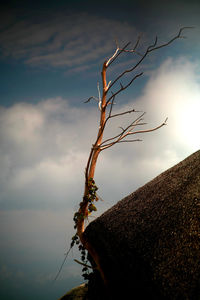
72;27;193;286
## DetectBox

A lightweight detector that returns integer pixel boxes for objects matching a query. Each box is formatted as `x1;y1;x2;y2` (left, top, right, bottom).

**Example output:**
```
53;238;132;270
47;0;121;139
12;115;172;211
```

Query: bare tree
55;27;192;283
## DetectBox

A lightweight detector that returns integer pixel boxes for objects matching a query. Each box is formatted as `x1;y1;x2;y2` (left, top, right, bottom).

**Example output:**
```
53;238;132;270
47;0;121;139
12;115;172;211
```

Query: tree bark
75;61;109;284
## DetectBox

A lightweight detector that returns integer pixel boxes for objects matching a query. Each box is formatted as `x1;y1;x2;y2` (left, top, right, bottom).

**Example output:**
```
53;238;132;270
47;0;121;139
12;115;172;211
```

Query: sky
0;0;200;299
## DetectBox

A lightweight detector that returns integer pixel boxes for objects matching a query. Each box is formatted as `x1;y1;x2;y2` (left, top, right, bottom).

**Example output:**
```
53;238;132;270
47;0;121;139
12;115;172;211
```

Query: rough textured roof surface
85;150;200;299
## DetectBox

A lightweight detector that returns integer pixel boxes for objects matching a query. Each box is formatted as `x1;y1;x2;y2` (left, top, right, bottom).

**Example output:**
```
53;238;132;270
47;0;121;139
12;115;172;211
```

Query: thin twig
100;116;167;151
106;42;131;67
109;108;136;119
116;139;142;143
117;48;143;56
54;246;72;282
133;34;142;50
107;27;193;92
148;27;194;52
106;72;143;105
74;259;93;269
100;112;145;147
84;96;99;103
108;95;115;117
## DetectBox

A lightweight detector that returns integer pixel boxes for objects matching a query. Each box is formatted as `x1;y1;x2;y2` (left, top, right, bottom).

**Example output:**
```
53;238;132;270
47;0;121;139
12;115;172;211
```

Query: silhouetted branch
108;95;115;117
116;139;142;143
84;96;99;103
147;27;194;52
106;35;143;69
100;117;167;151
133;34;142;50
107;27;193;93
94;108;143;150
99;112;146;148
106;72;143;105
108;108;136;119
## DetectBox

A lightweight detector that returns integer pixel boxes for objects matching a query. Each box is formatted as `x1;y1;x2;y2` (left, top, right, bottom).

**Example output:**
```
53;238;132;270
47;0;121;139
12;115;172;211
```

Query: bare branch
117;37;143;56
101;138;142;149
133;34;142;50
148;36;158;51
100;112;146;148
84;82;102;111
147;27;194;52
84;96;99;103
106;47;119;67
100;115;167;151
114;36;143;59
124;113;146;133
117;139;143;143
107;80;112;90
109;108;136;120
117;43;143;56
107;27;193;93
106;72;143;105
99;129;124;148
100;118;167;151
106;42;131;67
95;107;140;148
106;35;143;69
125;118;167;137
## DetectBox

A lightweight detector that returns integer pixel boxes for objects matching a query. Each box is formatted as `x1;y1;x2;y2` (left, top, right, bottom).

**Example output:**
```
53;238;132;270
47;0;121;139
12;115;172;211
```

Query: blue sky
0;0;200;299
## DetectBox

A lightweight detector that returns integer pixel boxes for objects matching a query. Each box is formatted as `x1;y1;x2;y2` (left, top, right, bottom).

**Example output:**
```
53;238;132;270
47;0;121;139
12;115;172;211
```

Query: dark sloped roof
85;150;200;299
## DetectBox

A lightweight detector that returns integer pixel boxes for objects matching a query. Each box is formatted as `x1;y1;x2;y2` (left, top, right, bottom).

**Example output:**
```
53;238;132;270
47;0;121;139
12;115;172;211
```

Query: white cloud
0;12;139;71
136;57;200;152
0;97;98;209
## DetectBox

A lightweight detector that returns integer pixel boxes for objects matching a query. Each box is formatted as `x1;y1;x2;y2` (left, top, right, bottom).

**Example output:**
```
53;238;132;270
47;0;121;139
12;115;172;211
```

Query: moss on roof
85;150;200;299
